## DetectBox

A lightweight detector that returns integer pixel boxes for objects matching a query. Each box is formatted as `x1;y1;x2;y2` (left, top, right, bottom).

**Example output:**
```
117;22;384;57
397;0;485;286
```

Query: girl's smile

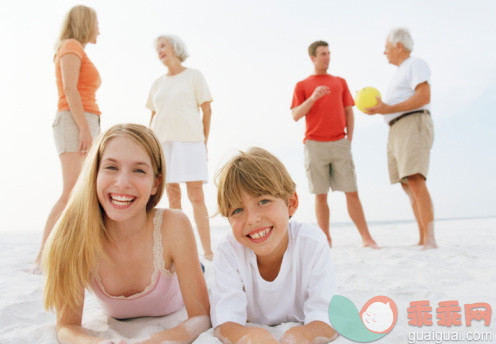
97;135;159;223
108;192;136;208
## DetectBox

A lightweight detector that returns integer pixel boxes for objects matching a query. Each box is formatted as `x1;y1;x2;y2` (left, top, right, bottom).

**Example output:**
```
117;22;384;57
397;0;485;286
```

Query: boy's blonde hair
56;5;98;51
43;124;165;313
216;147;296;217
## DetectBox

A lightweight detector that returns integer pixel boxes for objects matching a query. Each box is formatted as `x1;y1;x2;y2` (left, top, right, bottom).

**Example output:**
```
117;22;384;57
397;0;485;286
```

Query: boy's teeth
250;228;270;239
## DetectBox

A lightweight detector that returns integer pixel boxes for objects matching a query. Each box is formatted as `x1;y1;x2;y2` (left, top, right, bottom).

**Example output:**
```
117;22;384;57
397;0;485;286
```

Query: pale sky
1;0;495;233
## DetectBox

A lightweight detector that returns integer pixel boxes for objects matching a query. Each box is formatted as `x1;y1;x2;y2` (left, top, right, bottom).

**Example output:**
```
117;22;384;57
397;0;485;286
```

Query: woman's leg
34;152;85;271
166;183;182;209
186;181;213;260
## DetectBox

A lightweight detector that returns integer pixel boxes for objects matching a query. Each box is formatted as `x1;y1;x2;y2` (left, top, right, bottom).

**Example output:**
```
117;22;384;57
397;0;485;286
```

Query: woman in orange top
34;5;101;271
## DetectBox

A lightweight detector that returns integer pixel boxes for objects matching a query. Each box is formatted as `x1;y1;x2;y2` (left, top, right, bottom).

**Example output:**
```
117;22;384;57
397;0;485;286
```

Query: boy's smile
228;191;298;261
246;226;272;243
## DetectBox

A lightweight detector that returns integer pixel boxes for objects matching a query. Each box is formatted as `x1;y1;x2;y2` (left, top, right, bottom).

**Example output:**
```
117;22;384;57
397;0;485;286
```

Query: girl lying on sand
43;124;210;344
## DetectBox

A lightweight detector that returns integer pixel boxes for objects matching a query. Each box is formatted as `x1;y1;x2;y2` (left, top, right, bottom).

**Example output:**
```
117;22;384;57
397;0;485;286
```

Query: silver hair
387;28;414;52
156;34;189;62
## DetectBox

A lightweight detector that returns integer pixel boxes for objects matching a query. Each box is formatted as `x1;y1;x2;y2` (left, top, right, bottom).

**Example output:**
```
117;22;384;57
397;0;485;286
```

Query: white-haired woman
35;5;101;272
146;35;213;260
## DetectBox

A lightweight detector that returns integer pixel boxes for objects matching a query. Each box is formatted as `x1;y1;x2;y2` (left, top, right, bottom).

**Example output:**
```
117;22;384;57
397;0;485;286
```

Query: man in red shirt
291;40;378;248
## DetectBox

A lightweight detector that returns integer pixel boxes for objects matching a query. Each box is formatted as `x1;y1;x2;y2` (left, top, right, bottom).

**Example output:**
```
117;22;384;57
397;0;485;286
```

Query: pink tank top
91;209;184;319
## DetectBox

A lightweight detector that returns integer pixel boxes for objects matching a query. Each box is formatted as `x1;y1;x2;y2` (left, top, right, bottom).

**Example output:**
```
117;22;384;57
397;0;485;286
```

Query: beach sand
1;217;495;343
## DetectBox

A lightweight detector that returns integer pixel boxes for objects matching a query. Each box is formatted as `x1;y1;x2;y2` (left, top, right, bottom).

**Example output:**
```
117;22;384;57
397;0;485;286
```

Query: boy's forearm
280;321;338;344
214;322;278;344
214;323;249;344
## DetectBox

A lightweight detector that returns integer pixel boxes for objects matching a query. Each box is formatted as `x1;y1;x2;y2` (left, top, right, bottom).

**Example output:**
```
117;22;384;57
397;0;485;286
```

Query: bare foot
422;240;438;250
204;252;214;261
327;238;332;248
363;239;380;249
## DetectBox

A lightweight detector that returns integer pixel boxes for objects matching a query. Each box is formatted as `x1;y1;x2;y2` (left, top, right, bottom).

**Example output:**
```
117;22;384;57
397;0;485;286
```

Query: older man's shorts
387;113;434;184
304;138;357;194
52;111;100;155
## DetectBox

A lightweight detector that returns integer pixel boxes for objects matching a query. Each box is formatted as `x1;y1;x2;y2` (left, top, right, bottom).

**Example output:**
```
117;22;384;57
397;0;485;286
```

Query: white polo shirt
210;221;337;328
383;56;431;124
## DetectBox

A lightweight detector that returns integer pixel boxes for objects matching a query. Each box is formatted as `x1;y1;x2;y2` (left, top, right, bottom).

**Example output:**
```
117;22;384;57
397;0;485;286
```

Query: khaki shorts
304;139;357;194
52;111;100;155
387;113;434;184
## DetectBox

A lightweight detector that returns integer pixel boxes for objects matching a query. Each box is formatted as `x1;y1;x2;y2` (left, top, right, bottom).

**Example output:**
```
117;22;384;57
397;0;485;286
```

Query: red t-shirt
291;74;354;143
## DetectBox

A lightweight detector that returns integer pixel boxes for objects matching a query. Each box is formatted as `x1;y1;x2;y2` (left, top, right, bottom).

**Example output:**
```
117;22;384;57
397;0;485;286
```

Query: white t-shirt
383;57;431;124
146;68;212;142
210;221;337;329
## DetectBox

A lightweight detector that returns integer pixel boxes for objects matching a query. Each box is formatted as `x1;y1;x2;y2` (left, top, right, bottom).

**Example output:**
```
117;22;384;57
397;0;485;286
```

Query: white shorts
162;141;208;184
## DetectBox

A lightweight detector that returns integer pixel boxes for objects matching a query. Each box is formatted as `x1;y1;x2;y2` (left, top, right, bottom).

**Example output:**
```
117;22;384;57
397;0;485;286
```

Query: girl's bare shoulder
158;208;194;246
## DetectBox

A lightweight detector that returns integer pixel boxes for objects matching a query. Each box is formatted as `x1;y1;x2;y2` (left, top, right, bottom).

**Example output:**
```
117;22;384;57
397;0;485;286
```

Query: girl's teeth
111;199;132;206
112;194;134;201
110;194;135;206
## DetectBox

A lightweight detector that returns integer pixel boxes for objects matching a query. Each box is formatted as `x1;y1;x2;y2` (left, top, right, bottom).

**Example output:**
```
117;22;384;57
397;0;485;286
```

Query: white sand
1;217;495;344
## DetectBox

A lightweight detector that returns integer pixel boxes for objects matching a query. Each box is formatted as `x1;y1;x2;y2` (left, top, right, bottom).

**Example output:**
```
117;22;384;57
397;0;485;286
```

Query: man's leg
344;192;379;249
305;140;333;246
401;182;425;245
315;193;331;247
405;174;437;249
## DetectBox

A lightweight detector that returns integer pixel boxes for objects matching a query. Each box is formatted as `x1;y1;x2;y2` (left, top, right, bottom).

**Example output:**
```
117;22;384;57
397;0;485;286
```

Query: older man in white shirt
366;28;437;249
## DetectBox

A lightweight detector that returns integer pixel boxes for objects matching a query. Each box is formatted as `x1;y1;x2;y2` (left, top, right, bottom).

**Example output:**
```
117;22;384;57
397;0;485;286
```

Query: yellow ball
355;87;381;113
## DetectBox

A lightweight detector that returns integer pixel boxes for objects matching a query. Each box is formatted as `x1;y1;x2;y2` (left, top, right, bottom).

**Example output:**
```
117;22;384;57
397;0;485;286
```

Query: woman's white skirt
161;141;208;184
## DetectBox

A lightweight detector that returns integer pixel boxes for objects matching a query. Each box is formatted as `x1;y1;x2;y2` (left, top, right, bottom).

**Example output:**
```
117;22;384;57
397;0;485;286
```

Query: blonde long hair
43;124;165;312
56;5;97;51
